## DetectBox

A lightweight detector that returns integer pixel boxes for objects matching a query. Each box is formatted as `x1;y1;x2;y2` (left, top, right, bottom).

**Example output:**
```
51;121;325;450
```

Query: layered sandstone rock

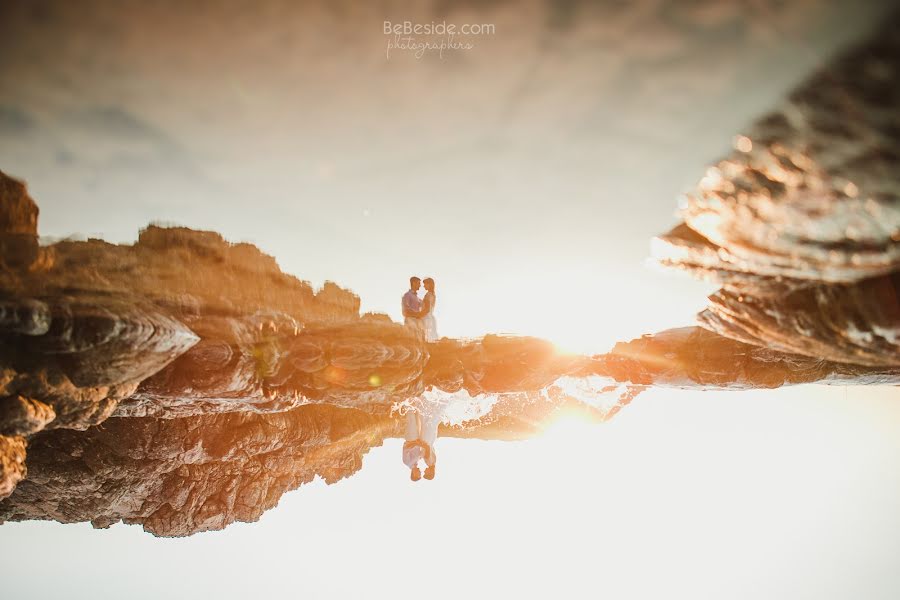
645;16;900;374
655;16;900;285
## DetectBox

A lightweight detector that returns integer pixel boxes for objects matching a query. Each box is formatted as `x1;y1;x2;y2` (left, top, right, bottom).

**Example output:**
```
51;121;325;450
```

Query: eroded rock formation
654;15;900;286
626;15;900;383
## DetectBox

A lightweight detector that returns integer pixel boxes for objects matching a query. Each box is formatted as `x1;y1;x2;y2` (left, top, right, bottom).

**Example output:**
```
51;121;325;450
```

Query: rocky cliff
646;16;899;371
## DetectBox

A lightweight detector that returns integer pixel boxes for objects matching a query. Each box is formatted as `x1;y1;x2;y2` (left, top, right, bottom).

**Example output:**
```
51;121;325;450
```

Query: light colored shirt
402;289;422;317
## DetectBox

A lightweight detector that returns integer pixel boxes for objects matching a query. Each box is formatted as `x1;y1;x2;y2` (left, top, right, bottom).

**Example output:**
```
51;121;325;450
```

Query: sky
0;1;898;598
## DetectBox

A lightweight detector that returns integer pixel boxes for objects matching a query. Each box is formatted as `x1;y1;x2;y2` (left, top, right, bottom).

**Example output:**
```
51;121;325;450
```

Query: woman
420;277;439;343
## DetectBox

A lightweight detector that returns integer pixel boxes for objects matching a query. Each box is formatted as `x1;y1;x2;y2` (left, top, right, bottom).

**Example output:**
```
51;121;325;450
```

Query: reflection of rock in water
0;405;395;537
0;387;626;537
1;16;899;532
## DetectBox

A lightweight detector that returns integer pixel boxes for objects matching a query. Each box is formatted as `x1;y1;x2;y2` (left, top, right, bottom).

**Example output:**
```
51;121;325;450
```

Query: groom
402;276;424;335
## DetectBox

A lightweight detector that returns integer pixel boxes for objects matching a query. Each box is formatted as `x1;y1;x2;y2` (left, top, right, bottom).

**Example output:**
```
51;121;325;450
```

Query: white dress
422;292;439;343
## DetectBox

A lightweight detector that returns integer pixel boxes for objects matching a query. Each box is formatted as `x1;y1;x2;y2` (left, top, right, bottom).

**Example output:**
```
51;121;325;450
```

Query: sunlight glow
537;411;600;443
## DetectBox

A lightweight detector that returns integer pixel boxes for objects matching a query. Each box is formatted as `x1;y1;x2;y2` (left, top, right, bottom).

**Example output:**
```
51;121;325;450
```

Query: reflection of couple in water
401;276;438;343
400;276;442;481
402;403;441;481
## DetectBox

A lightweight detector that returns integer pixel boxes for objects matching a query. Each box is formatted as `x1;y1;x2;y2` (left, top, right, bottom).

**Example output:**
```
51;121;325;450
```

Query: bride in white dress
421;277;439;343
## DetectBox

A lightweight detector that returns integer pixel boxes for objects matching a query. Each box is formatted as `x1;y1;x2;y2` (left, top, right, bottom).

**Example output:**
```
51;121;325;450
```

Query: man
402;276;424;336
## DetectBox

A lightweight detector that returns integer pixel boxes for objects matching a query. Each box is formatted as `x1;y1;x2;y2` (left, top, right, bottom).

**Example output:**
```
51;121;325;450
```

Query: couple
401;276;438;343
